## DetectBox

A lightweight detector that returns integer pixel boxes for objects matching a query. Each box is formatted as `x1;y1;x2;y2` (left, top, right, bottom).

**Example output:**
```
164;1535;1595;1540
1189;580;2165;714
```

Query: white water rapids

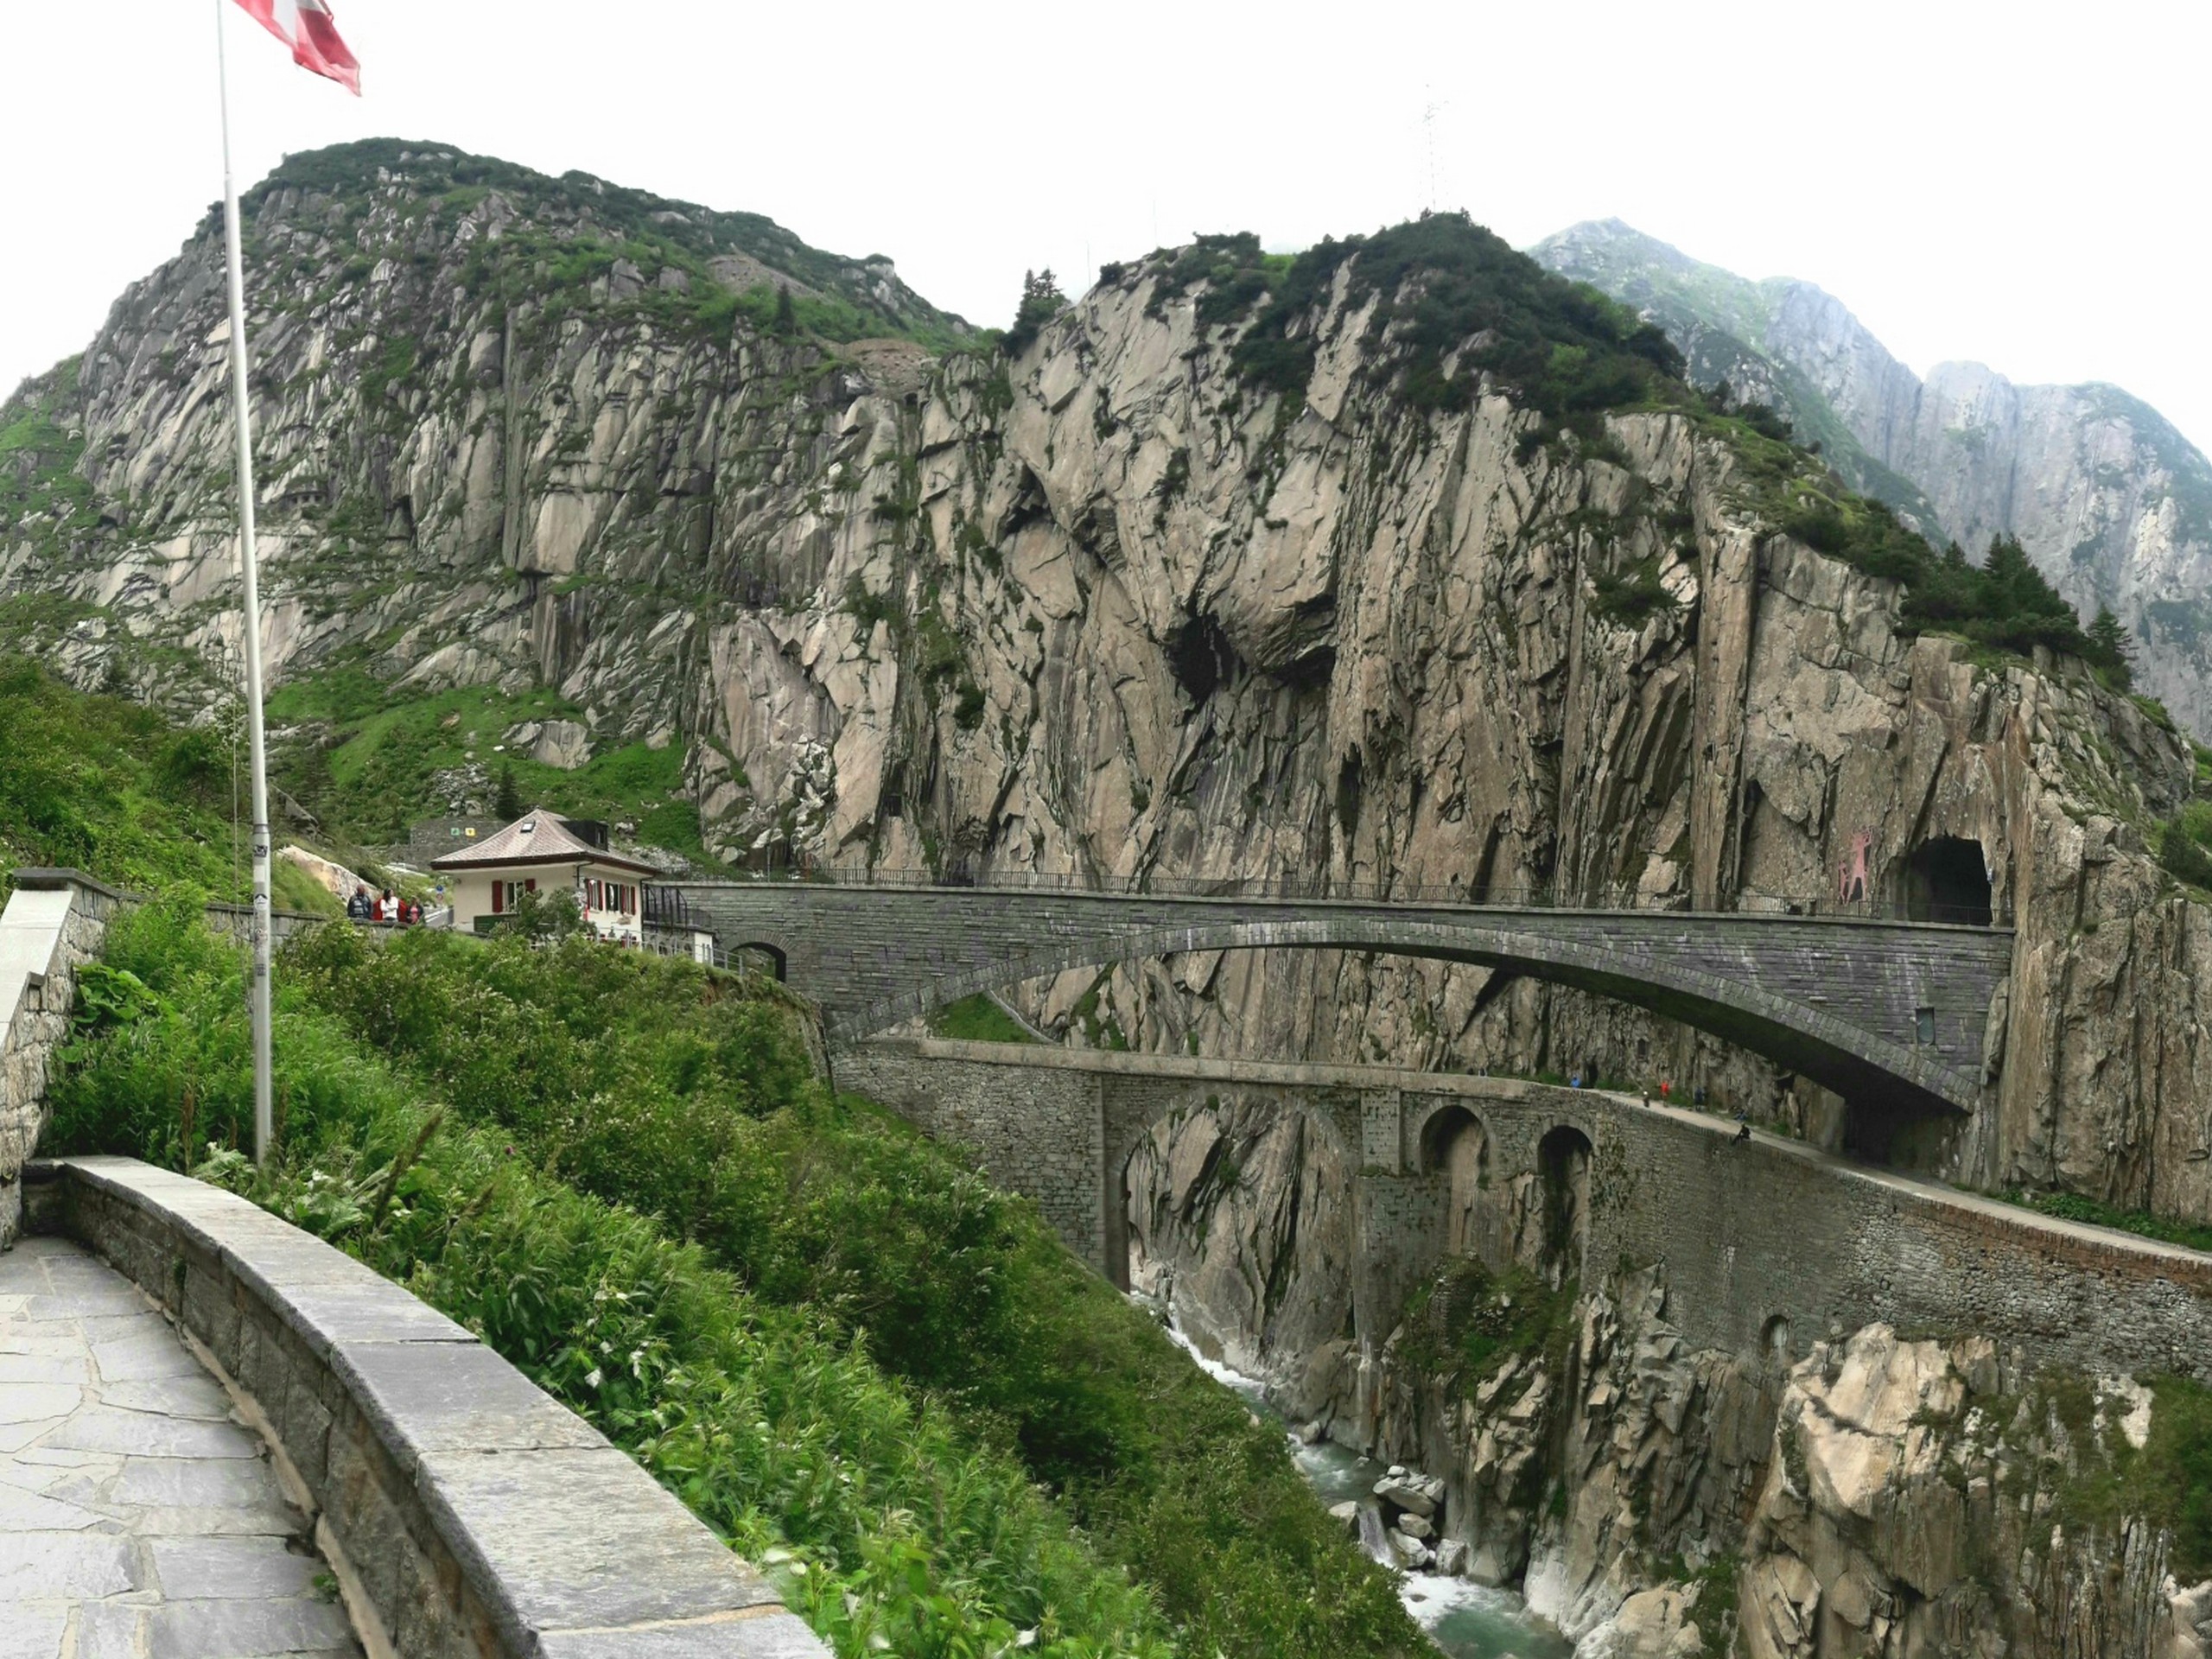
1157;1317;1572;1659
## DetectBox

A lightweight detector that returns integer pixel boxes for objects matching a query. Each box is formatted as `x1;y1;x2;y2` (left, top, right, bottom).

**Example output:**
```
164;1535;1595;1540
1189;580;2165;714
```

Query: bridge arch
1537;1124;1592;1288
852;915;1981;1116
735;941;788;982
1418;1103;1491;1259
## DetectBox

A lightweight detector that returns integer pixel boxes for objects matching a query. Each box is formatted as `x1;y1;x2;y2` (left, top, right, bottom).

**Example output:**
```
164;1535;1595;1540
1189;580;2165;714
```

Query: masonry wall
0;874;122;1247
838;1046;1109;1271
851;1041;2212;1384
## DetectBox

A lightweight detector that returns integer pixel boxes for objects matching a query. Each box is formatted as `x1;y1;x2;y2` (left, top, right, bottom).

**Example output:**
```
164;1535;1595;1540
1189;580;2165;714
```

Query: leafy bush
48;905;1421;1658
45;899;1169;1657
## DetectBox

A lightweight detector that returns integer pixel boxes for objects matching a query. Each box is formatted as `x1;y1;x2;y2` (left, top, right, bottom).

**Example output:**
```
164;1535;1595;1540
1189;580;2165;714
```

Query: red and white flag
232;0;361;95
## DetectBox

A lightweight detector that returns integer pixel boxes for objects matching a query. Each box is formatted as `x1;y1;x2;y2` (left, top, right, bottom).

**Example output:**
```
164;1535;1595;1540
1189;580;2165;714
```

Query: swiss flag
232;0;361;95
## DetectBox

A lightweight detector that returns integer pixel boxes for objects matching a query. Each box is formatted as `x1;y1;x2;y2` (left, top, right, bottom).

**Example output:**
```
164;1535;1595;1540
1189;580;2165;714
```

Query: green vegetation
930;992;1040;1044
0;658;245;897
2018;1370;2212;1579
1394;1258;1578;1395
1588;555;1681;626
1204;214;1682;429
246;139;970;349
1004;269;1071;356
1700;407;2135;678
2160;799;2212;893
48;905;1421;1659
0;359;98;557
266;671;702;860
1999;1185;2212;1255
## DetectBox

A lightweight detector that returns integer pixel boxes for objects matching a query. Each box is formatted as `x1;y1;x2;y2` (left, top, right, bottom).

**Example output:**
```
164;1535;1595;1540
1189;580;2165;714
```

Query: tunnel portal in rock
1900;837;1993;927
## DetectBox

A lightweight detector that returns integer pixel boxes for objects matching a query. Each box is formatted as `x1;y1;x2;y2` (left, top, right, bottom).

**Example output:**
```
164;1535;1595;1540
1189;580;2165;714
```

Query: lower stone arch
1537;1124;1592;1288
734;941;788;982
1419;1104;1491;1259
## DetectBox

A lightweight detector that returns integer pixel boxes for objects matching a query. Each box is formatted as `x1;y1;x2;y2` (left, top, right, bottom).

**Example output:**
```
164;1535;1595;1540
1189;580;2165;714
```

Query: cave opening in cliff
1900;836;1993;925
1537;1125;1592;1289
1421;1107;1491;1258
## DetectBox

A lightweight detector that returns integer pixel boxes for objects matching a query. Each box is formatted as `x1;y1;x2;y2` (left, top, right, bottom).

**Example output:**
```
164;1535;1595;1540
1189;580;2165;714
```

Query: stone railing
0;870;126;1246
24;1155;826;1658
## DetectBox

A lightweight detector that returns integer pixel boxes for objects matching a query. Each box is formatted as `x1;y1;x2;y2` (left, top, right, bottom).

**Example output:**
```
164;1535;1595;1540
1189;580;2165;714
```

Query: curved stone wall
25;1156;824;1659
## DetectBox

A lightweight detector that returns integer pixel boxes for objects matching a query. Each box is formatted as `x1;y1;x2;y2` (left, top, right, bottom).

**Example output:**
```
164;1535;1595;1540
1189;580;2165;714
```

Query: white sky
3;2;2208;454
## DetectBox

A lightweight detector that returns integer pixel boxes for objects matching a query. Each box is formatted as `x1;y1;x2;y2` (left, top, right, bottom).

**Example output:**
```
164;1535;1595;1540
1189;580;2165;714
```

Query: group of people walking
346;887;424;926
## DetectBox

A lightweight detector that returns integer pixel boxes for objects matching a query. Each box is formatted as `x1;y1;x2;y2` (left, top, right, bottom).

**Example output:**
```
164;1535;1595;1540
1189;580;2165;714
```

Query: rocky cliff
3;146;2209;1227
1529;219;2212;742
1144;1173;2212;1659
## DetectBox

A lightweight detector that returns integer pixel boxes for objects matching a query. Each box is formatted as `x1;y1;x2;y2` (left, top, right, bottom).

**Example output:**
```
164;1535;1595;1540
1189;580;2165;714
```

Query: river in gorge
1161;1322;1573;1659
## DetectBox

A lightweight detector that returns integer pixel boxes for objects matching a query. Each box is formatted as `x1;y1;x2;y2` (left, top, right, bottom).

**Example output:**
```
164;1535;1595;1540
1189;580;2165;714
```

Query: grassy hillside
1;658;1414;1650
0;655;244;896
269;667;704;859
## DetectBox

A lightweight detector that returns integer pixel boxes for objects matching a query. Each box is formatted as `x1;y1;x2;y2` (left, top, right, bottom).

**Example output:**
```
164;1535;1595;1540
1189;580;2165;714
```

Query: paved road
0;1236;361;1659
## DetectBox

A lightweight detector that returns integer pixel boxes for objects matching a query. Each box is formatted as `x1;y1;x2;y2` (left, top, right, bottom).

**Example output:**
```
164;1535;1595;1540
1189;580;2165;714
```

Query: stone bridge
664;882;2013;1116
839;1040;2212;1388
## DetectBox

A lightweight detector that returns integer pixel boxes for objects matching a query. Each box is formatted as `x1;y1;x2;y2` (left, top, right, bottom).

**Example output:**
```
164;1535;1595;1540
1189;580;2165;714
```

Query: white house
429;809;658;944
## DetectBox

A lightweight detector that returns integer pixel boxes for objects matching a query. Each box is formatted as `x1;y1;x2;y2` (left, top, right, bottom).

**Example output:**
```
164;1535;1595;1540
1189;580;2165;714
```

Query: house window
1915;1007;1936;1046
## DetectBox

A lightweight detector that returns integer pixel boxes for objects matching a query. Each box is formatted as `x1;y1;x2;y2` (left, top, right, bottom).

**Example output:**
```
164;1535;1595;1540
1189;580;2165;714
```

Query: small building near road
429;809;658;944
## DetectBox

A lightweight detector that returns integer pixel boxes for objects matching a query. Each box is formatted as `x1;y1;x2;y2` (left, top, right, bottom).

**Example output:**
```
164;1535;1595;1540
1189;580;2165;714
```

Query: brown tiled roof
428;810;659;876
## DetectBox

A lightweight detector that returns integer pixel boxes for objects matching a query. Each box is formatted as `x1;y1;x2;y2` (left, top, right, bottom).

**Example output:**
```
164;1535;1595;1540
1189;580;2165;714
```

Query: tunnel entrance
1901;837;1992;926
1421;1107;1491;1258
1536;1126;1592;1289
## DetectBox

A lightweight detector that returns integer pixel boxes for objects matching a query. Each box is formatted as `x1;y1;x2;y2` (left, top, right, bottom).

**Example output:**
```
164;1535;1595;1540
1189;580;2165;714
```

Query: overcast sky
5;2;2208;454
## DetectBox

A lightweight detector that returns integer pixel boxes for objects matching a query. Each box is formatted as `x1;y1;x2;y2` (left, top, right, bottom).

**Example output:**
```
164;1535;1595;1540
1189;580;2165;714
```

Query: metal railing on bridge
644;868;2003;930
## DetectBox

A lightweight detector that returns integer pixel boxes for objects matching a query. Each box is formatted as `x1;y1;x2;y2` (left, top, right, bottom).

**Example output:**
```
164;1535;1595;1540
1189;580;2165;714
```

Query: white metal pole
216;0;276;1164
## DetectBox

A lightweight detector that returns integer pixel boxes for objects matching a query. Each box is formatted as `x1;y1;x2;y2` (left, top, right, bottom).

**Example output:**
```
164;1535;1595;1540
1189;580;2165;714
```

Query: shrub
50;907;1423;1658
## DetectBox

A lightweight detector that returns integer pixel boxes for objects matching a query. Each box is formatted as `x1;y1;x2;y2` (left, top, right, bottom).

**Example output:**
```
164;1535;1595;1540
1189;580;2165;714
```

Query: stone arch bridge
662;882;2012;1116
836;1040;2212;1390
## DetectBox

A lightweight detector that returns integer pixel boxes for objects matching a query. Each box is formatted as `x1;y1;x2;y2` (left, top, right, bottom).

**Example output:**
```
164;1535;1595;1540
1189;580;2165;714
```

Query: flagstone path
0;1234;362;1659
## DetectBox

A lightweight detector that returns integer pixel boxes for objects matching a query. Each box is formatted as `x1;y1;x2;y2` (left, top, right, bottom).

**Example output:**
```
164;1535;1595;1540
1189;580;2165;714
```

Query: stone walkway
0;1235;361;1659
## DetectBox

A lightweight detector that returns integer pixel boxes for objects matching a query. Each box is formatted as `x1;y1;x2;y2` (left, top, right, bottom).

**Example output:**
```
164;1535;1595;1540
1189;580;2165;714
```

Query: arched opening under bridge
1538;1126;1592;1289
1421;1105;1491;1259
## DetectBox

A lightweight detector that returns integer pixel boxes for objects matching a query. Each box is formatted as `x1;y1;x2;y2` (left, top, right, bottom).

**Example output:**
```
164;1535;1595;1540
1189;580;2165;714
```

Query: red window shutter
491;881;503;915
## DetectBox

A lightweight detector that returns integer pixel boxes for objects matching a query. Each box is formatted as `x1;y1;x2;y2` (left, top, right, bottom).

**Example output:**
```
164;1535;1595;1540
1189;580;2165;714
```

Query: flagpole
216;0;276;1166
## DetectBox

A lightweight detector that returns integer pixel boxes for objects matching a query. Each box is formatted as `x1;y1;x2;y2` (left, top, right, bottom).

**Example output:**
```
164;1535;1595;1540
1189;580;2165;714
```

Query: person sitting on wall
346;886;370;921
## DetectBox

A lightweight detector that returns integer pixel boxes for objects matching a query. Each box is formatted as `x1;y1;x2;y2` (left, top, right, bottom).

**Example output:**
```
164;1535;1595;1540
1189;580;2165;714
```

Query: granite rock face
1531;219;2212;741
4;147;2209;1230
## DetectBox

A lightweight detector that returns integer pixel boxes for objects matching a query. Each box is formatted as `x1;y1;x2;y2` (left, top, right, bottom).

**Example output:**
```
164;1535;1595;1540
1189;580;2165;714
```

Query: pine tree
494;762;523;821
2088;605;2136;690
1003;268;1068;357
772;284;797;336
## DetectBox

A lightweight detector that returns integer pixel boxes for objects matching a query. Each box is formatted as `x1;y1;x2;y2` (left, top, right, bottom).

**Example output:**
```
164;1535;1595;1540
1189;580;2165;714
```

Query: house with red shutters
429;808;658;944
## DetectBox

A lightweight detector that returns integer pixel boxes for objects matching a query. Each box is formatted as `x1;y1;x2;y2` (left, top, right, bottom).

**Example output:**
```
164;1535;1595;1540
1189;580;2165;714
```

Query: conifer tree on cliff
1005;269;1067;355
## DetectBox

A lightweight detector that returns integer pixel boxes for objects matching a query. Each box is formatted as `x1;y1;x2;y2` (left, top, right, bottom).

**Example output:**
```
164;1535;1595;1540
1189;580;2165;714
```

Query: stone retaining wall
849;1040;2212;1382
27;1155;824;1658
0;871;124;1247
0;869;331;1249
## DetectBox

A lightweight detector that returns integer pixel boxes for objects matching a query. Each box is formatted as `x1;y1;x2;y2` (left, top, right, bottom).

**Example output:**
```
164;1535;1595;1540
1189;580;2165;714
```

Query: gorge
5;139;2212;1657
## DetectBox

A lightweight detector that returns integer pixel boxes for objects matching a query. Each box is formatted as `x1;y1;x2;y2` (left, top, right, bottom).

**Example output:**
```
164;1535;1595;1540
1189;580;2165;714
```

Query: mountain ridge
1530;216;2212;736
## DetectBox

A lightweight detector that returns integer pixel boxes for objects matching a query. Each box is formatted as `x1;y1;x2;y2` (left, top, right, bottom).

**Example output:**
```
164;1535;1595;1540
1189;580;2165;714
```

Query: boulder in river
1373;1470;1444;1517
